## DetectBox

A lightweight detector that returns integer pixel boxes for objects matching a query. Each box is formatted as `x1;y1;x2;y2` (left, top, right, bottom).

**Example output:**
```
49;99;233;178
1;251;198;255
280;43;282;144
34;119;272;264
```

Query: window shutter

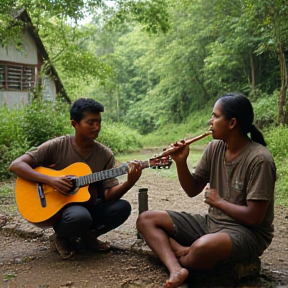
7;65;22;90
0;65;4;90
0;63;36;91
23;67;34;90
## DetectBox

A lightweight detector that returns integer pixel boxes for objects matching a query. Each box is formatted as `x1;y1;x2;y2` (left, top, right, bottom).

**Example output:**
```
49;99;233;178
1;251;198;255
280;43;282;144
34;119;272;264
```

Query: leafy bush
124;97;161;135
264;125;288;205
0;99;72;180
253;91;278;129
98;121;143;154
142;104;213;148
264;125;288;159
22;99;72;147
0;105;26;147
0;142;29;181
0;106;29;180
274;161;288;205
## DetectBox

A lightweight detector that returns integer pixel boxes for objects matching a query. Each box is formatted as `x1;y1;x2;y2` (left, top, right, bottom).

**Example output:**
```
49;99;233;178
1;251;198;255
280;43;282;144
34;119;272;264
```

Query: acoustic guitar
15;156;171;228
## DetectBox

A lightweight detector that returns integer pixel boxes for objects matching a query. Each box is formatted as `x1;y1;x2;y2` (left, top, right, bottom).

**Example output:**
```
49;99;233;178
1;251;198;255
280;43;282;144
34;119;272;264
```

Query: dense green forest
2;0;288;129
1;0;288;204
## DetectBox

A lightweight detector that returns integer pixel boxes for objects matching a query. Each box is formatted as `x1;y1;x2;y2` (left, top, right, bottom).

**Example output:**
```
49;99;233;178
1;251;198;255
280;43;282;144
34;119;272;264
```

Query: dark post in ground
137;188;148;239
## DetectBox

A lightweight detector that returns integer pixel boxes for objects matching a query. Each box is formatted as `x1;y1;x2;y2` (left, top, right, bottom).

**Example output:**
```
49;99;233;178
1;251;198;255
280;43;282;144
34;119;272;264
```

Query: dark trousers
54;199;131;238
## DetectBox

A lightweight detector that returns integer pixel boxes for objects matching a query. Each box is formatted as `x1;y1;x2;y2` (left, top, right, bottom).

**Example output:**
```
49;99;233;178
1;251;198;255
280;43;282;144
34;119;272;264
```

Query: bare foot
164;268;189;288
169;238;189;258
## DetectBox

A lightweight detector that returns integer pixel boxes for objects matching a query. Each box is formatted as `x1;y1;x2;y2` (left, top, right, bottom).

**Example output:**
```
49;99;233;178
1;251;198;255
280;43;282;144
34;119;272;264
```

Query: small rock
14;258;22;264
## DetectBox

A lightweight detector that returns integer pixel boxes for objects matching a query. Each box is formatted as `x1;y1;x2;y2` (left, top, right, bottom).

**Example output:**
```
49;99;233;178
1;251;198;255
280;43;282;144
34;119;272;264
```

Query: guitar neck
76;160;149;187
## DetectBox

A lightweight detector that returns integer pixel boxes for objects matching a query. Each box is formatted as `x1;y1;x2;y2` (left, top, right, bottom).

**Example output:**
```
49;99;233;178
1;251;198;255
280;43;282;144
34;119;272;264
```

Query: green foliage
0;106;25;146
0;142;29;181
111;0;170;34
264;125;288;205
0;100;71;180
124;93;167;134
0;106;29;180
98;121;143;154
253;91;278;129
142;104;213;147
22;99;72;147
264;125;288;162
0;180;14;196
1;0;171;103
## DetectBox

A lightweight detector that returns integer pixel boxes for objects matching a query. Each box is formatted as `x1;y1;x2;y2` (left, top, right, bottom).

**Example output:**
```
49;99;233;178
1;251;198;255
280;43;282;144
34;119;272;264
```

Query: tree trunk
250;54;256;98
278;44;288;125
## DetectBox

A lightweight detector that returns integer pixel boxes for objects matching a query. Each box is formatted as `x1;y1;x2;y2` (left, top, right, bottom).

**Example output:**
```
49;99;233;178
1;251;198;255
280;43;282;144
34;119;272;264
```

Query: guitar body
15;162;92;228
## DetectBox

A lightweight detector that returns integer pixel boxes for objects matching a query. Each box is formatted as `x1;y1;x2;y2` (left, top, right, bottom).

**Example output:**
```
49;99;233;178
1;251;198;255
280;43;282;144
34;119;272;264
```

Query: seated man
10;98;143;259
137;93;276;288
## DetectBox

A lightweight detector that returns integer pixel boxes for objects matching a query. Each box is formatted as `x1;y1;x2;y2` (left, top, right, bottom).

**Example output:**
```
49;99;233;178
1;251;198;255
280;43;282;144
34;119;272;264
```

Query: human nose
208;117;213;126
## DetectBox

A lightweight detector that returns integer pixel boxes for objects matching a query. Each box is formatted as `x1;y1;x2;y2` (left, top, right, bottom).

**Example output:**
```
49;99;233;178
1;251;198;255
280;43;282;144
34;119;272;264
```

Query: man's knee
54;205;92;237
136;210;151;231
136;210;171;232
180;234;232;269
106;199;131;227
179;238;212;269
117;199;131;220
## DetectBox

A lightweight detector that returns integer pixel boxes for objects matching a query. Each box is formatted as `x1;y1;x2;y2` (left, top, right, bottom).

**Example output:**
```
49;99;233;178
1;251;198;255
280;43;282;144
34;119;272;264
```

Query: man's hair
70;98;104;123
219;92;266;146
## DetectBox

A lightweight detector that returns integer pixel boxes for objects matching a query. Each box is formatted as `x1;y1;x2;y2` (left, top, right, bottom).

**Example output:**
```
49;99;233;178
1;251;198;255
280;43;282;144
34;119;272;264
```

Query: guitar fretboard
76;161;149;187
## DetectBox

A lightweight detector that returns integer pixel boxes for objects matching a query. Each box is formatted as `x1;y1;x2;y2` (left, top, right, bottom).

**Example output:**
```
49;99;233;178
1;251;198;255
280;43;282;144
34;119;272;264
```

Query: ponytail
250;124;266;146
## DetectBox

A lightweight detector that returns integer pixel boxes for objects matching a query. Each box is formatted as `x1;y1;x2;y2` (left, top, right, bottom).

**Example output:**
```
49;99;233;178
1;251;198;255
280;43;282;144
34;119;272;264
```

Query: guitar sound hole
65;175;78;194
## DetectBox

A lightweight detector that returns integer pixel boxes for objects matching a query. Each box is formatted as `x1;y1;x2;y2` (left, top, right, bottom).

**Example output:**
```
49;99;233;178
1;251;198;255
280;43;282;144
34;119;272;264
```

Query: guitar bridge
37;183;46;207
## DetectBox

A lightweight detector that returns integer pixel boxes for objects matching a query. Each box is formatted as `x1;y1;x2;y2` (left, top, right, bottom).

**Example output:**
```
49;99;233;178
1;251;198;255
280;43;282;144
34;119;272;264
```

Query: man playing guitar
9;98;143;259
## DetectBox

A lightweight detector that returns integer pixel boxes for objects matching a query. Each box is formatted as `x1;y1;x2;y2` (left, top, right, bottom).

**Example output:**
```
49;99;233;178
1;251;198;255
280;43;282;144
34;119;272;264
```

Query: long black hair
219;93;266;146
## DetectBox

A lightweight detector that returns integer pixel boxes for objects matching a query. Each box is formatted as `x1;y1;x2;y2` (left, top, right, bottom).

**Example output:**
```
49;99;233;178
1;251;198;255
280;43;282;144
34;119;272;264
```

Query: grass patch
0;180;14;196
0;180;18;215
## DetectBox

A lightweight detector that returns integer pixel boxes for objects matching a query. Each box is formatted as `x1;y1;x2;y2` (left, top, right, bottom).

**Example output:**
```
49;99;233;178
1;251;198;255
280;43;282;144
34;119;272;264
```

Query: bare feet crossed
169;238;190;258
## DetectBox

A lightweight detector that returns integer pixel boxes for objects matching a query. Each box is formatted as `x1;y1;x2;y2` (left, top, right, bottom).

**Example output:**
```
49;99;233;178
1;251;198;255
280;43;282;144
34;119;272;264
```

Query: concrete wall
0;91;29;107
0;31;37;65
0;31;58;107
42;76;56;101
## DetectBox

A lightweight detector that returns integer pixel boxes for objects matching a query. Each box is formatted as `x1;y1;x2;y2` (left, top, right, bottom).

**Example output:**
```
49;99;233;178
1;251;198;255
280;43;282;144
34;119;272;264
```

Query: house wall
0;91;29;107
0;31;57;107
42;76;56;101
0;32;38;65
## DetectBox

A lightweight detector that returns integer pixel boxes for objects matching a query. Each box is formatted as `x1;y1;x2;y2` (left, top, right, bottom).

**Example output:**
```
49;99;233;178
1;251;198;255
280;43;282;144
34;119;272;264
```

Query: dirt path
0;165;288;288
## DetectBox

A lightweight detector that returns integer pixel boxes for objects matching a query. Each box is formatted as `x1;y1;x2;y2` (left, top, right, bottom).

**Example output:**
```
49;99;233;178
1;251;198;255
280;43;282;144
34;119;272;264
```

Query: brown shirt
27;135;119;190
193;140;276;248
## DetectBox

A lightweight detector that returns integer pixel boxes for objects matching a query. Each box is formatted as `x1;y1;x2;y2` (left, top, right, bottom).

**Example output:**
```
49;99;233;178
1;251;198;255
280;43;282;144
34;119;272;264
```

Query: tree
0;0;170;99
250;0;288;124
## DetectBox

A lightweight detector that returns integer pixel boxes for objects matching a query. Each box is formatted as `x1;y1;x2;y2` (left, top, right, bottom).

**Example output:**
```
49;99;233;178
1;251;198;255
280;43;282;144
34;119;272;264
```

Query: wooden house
0;10;70;107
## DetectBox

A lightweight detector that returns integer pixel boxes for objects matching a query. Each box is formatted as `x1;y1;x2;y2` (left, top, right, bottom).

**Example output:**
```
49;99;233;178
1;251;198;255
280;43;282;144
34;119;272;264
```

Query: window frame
0;62;37;92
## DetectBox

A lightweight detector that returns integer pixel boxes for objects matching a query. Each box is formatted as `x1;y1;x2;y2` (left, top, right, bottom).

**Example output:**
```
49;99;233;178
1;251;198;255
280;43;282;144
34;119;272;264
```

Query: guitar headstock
149;155;172;169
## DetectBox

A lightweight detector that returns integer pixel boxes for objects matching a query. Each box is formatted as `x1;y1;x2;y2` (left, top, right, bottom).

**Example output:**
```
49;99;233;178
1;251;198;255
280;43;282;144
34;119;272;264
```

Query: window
0;65;4;90
0;63;36;91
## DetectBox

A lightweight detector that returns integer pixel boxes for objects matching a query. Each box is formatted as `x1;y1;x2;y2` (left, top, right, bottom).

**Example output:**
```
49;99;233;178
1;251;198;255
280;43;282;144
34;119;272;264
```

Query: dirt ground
0;156;288;288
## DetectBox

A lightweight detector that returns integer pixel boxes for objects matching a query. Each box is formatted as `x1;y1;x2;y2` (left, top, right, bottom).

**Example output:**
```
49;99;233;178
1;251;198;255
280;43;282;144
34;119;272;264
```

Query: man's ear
229;118;237;129
71;119;76;128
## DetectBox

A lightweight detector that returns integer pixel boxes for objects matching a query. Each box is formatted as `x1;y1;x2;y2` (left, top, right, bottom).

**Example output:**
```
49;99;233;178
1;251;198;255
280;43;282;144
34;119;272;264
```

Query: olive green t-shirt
193;140;276;249
27;135;119;191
